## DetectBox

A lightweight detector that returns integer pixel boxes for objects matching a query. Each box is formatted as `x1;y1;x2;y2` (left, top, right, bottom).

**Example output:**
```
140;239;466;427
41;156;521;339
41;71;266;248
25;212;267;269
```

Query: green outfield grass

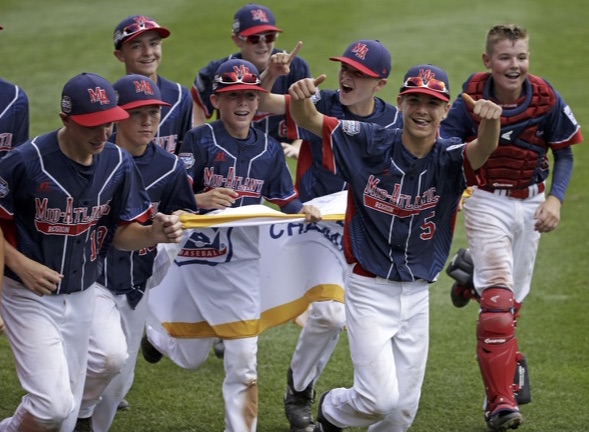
1;0;588;430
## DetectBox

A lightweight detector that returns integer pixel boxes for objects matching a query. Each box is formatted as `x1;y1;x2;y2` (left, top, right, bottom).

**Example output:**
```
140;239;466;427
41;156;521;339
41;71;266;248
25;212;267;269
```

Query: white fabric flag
147;191;348;340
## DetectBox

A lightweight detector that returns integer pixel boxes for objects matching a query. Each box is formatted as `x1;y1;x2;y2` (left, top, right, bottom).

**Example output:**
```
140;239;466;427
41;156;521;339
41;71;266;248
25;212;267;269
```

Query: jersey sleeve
111;153;153;224
158;157;199;214
0;149;24;219
13;87;29;146
544;91;583;150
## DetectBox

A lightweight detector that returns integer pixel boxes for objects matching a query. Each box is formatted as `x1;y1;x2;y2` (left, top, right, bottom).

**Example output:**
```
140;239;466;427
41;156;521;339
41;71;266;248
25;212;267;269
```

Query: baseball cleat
74;417;93;432
117;399;130;411
213;338;225;359
450;282;474;307
486;408;523;431
141;334;163;364
285;368;315;431
313;391;342;432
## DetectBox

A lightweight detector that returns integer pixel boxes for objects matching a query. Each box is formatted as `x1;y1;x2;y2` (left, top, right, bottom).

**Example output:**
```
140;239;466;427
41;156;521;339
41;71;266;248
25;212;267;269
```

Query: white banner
147;191;347;339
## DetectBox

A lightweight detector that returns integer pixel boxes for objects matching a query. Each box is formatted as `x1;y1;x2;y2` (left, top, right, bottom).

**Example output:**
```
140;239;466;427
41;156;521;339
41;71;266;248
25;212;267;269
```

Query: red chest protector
465;73;556;189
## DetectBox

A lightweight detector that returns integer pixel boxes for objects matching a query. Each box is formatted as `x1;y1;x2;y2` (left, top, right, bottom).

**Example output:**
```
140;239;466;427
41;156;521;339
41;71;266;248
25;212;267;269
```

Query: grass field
1;0;588;431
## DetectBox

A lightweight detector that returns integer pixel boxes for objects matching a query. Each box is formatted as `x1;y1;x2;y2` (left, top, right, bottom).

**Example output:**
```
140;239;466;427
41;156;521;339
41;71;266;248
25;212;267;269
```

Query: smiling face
232;32;276;72
59;114;114;164
337;63;387;116
114;30;163;82
483;37;529;103
397;93;449;148
211;90;260;139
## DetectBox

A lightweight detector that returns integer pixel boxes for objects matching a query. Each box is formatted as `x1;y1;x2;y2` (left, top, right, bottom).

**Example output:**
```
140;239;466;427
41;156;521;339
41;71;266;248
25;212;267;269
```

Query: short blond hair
485;24;528;56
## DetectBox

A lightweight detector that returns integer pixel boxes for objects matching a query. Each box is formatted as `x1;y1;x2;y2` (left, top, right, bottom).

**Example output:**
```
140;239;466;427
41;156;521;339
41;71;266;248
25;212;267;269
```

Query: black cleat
74;417;93;432
213;338;225;359
314;391;342;432
117;399;130;411
285;368;315;431
141;334;163;364
486;408;523;431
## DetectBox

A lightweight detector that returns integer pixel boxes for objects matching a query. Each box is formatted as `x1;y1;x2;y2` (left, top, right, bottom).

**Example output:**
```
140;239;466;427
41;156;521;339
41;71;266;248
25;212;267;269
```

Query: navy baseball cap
61;73;129;127
399;64;450;102
212;59;268;94
113;74;171;110
113;15;170;49
232;4;282;37
330;40;391;79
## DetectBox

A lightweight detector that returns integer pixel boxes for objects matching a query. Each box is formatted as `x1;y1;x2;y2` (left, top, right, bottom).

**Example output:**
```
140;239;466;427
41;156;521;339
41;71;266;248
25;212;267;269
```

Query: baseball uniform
0;78;29;159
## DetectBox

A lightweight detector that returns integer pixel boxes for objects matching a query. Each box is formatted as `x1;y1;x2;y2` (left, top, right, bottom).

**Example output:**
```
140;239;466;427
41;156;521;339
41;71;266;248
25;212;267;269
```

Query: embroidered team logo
419;68;435;82
178;152;195;169
251;9;270;23
133;79;155;96
341;120;360;136
87;87;110;105
0;177;9;198
351;42;368;61
214;152;227;162
175;228;233;266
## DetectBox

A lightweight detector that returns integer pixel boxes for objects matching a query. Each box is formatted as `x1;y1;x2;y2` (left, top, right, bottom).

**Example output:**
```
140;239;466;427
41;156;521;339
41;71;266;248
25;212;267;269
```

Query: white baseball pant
319;269;429;431
0;278;95;432
146;327;259;432
463;187;543;303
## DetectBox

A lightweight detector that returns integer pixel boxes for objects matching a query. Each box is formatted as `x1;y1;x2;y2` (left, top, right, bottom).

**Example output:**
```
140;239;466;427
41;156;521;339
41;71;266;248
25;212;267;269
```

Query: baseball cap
113;15;170;49
329;40;391;79
399;64;450;102
113;74;171;110
232;4;282;37
212;59;268;94
61;73;129;127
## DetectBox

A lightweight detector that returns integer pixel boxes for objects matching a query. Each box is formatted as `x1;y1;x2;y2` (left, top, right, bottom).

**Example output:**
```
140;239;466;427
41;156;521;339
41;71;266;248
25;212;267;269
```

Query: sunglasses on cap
238;32;278;45
402;76;449;96
121;20;161;39
215;71;261;86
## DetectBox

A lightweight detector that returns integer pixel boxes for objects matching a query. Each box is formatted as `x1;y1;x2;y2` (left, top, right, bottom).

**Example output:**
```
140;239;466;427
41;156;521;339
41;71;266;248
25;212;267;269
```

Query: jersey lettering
34;197;112;235
203;167;264;197
363;175;439;218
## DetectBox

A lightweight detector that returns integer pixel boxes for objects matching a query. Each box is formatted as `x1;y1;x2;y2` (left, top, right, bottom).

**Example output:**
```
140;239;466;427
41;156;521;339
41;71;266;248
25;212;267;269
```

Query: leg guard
476;287;519;415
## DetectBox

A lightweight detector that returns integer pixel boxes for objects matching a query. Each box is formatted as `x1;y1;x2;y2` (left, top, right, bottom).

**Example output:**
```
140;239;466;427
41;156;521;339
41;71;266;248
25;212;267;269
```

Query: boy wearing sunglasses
287;64;502;432
113;15;193;155
440;24;583;431
142;59;321;432
260;39;402;432
191;4;310;151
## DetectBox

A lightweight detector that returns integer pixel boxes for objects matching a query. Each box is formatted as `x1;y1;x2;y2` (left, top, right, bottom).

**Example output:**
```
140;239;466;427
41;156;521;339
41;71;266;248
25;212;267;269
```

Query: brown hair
485;24;528;55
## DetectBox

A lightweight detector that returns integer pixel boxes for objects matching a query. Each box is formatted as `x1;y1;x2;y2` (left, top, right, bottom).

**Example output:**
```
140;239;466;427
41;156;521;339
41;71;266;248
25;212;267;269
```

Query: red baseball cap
113;15;170;49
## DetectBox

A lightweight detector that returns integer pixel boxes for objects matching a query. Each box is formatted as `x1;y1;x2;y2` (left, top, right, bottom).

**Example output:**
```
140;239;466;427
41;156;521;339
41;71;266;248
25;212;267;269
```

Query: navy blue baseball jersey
153;75;193;154
179;120;303;214
0;78;29;159
286;90;402;201
0;131;152;294
191;50;311;143
320;117;477;282
98;143;197;306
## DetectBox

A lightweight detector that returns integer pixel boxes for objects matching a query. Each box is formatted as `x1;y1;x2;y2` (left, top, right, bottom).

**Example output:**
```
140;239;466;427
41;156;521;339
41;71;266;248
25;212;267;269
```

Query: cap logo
419;68;435;82
133;79;155;96
233;64;252;79
88;87;110;105
251;9;270;23
351;42;369;61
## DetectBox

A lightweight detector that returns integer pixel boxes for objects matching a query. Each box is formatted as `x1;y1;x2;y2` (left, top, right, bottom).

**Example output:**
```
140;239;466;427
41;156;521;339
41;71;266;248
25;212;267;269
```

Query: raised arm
288;75;327;138
463;93;502;170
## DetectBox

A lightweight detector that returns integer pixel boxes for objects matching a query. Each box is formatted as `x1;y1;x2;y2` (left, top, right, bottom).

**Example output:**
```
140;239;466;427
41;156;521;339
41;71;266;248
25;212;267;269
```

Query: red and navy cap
212;59;268;94
113;74;171;110
113;15;170;49
61;73;129;127
329;40;391;79
399;64;450;101
232;4;282;37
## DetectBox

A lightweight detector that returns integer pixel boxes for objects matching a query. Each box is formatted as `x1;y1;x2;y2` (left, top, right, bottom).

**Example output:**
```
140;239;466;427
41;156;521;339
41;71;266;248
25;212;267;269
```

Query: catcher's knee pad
476;287;518;412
